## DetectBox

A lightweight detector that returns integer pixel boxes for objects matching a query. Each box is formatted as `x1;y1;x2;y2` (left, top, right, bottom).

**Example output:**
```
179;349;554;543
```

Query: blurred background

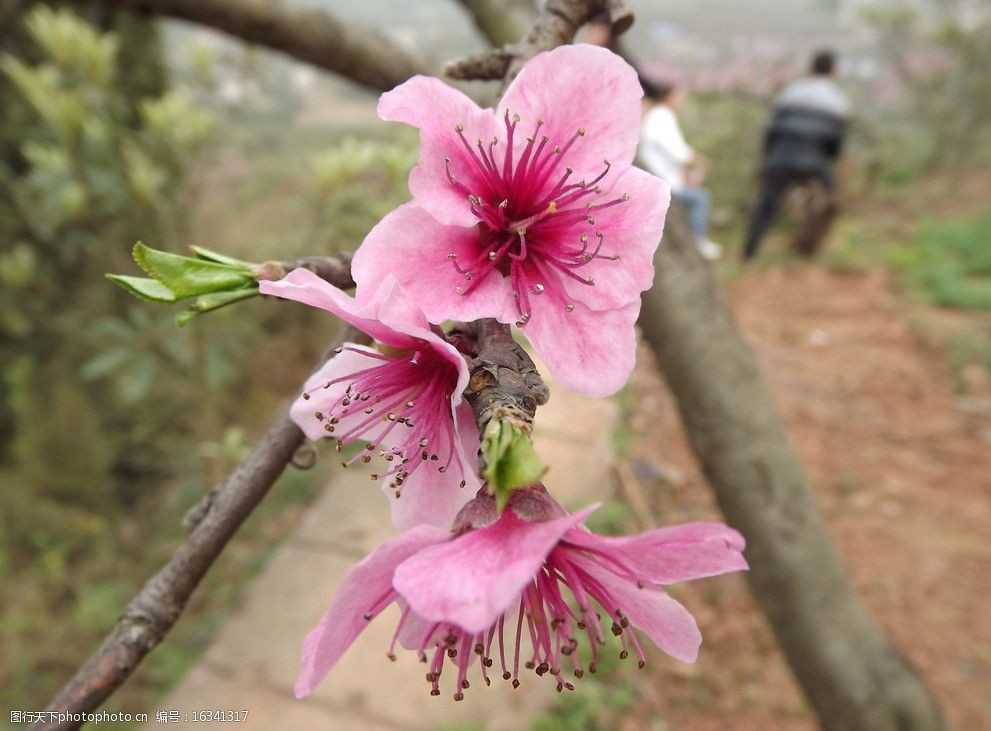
1;1;988;729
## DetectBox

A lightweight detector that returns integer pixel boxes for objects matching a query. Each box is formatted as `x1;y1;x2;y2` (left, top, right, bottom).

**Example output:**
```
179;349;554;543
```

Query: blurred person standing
742;50;850;260
639;83;722;260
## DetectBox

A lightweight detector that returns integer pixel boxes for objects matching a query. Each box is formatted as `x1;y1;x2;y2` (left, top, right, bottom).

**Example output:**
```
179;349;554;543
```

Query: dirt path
619;265;991;730
143;371;617;731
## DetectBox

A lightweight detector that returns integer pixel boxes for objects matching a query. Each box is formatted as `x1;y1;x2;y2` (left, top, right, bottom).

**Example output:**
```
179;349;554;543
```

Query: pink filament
303;346;466;496
376;542;651;698
445;113;629;321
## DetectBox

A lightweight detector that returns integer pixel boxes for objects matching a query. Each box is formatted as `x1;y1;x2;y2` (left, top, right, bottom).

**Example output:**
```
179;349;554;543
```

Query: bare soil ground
618;265;991;730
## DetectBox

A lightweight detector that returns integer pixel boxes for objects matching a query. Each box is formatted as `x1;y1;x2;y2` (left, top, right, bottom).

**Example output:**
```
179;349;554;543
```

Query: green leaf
106;273;177;302
175;287;257;326
190;245;254;268
481;421;547;510
132;241;254;299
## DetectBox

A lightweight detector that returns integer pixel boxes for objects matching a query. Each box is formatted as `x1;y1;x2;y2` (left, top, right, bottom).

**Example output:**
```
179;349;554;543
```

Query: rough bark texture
450;318;549;438
33;327;369;731
74;0;430;90
638;209;949;731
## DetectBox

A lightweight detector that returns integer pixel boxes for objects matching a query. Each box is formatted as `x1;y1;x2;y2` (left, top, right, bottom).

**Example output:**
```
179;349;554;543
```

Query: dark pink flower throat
444;111;630;325
301;345;466;496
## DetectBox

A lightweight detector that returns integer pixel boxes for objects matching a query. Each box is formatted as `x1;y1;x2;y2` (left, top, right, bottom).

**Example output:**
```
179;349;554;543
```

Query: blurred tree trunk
638;209;949;731
456;0;537;47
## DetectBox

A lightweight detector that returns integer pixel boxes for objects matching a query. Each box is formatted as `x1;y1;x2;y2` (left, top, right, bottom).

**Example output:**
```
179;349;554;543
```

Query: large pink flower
260;269;481;530
352;44;670;398
294;486;747;699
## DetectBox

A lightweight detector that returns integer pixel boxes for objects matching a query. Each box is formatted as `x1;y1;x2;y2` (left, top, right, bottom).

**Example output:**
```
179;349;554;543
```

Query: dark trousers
743;167;833;260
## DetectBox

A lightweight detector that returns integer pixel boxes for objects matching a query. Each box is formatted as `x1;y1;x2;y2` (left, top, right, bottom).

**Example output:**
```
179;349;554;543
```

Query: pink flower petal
289;344;389;441
575;556;702;663
295;525;449;697
453;399;482;492
499;45;643;180
361;276;473;402
379;77;500;227
393;600;444;651
382;402;481;530
565;522;748;585
393;505;599;634
259;268;416;351
352;202;515;326
522;295;640;398
559;167;669;311
262;268;471;405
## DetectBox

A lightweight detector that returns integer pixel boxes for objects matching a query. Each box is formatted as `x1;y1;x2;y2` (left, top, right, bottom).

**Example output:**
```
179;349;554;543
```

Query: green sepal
481;420;547;511
105;274;178;302
132;241;254;299
175;287;258;327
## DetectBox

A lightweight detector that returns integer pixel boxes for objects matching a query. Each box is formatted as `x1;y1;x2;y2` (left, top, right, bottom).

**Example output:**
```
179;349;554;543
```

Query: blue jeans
672;187;710;239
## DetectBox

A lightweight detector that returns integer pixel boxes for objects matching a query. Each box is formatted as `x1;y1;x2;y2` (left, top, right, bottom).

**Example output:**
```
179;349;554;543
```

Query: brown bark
638;209;948;730
445;0;623;83
250;251;356;292
76;0;430;91
450;318;549;438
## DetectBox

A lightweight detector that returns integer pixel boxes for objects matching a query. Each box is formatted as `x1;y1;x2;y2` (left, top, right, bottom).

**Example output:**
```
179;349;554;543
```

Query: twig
445;0;633;85
450;318;549;438
33;325;368;731
252;251;356;291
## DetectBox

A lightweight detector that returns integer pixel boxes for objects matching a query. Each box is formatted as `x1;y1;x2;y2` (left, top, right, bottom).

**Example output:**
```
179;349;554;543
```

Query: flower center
444;111;629;325
301;345;467;496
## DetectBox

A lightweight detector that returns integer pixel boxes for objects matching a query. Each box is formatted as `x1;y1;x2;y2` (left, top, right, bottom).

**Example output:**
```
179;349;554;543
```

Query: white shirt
638;105;693;192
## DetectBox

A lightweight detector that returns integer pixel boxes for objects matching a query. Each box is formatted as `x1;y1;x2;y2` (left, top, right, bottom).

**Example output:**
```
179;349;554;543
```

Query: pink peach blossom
352;44;670;397
260;269;480;529
294;486;747;699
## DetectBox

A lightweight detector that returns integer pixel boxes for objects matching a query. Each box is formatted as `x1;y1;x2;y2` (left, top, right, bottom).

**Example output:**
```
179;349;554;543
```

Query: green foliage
0;7;423;723
0;8;228;721
108;242;261;325
309;134;417;249
890;212;991;310
0;7;214;254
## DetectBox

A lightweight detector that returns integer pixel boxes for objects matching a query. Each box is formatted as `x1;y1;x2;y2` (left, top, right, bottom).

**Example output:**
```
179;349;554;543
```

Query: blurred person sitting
638;83;722;260
742;50;850;261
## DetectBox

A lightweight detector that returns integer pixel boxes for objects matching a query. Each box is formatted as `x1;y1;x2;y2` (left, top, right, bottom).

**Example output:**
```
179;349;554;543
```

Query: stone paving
145;371;616;731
